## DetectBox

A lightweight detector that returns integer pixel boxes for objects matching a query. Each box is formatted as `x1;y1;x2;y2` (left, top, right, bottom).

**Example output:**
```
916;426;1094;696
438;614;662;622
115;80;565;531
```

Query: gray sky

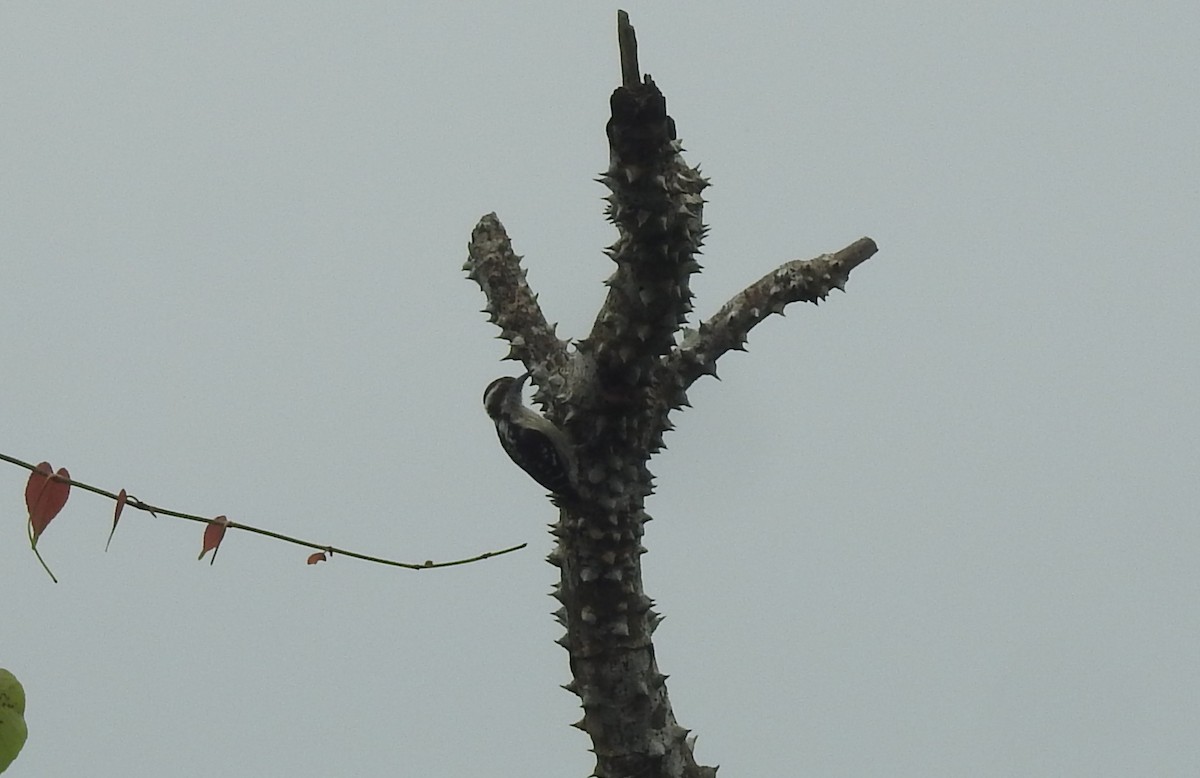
3;2;1198;775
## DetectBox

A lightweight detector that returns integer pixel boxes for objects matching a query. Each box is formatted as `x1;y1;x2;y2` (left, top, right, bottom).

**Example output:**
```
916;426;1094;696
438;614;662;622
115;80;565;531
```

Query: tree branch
582;71;701;402
668;237;880;387
463;212;571;375
617;10;640;87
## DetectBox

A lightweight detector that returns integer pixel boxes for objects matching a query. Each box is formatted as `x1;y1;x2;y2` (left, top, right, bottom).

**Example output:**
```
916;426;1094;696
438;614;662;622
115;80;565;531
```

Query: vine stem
1;451;525;571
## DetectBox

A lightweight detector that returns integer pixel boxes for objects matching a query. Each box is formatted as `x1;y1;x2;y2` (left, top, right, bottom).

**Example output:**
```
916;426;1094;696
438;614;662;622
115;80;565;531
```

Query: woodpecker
483;371;578;499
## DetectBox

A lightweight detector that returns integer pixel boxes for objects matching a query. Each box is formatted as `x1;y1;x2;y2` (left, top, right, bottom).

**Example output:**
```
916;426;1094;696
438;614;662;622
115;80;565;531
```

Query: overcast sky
2;2;1198;776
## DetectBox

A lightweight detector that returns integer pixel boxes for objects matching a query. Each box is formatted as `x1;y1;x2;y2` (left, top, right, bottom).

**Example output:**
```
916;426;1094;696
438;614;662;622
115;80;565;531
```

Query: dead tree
465;12;879;778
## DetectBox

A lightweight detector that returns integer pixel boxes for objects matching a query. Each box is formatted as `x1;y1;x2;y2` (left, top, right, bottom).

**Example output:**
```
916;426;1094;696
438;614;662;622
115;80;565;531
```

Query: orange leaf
105;488;127;551
199;515;229;564
306;552;327;565
25;462;71;543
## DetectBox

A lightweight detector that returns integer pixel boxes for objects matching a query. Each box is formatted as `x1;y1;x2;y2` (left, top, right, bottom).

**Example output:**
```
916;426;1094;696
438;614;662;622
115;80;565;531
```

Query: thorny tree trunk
465;12;879;778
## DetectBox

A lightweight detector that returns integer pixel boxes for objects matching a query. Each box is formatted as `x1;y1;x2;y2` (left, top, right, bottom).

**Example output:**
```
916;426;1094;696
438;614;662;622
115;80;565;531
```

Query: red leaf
105;488;127;551
199;515;229;563
306;552;327;565
25;462;71;543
